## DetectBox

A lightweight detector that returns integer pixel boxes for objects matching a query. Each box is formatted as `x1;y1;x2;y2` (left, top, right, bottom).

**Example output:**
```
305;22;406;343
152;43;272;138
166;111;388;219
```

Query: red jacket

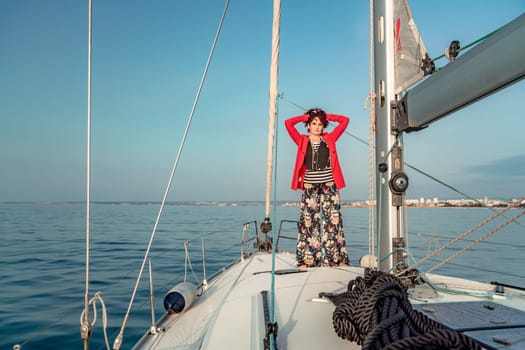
285;113;349;190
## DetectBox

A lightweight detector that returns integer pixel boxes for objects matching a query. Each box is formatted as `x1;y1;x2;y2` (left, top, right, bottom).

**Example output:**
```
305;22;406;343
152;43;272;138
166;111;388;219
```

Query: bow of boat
132;251;364;349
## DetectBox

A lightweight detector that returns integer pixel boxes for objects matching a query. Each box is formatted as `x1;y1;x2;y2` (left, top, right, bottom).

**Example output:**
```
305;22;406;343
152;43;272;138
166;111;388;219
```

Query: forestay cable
266;1;281;349
404;163;525;229
81;1;93;348
111;2;231;349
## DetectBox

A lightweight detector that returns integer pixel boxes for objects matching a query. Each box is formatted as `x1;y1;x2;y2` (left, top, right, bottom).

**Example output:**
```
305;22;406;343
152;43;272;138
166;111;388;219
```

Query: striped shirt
304;139;334;184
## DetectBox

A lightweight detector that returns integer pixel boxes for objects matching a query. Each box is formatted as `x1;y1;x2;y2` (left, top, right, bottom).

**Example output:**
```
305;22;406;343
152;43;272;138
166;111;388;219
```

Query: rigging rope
425;209;525;274
267;1;281;349
367;0;376;261
322;269;484;350
269;79;280;350
432;27;501;63
403;164;525;229
111;2;231;349
183;241;201;284
396;199;524;276
80;292;110;350
418;231;525;250
82;1;93;348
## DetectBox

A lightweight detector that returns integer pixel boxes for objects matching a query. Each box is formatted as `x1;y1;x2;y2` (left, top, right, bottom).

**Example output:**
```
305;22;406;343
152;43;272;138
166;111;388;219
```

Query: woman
285;108;349;268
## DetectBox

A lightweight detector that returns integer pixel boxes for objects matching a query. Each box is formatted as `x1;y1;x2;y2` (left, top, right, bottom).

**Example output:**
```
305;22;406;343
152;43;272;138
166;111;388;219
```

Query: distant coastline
2;198;524;208
301;198;525;208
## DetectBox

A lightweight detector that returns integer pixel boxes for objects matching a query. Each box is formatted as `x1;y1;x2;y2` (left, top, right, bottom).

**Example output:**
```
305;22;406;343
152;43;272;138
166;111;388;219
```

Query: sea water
1;202;524;349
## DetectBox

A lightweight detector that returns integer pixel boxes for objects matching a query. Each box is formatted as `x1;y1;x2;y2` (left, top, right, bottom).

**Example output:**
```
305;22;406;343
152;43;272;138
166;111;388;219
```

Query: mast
262;1;281;348
261;0;281;236
372;3;525;273
373;0;409;272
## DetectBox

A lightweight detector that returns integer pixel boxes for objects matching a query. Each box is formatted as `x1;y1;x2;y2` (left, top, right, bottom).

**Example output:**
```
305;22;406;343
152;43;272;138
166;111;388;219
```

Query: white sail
393;0;428;93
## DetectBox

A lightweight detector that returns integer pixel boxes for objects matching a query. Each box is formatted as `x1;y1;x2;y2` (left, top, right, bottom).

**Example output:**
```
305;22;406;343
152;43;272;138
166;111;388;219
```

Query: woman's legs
320;182;349;266
296;184;322;267
296;182;349;267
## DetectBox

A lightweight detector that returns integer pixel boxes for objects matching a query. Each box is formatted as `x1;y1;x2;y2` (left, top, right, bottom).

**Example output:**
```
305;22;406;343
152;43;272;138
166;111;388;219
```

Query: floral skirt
296;182;349;267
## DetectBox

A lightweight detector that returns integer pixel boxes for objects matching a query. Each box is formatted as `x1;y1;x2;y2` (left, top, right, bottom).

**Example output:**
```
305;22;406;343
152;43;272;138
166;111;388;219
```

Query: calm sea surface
1;202;524;349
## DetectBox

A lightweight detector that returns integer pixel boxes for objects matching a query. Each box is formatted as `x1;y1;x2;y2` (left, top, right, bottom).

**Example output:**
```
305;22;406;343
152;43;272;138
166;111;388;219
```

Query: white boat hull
133;251;363;349
132;250;525;349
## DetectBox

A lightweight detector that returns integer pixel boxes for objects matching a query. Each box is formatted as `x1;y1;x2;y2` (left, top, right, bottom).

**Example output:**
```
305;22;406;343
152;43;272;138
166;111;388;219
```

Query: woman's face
308;117;324;136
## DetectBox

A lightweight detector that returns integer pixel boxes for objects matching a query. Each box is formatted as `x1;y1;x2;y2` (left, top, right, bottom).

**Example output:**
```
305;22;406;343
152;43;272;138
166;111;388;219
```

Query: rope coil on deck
320;269;484;350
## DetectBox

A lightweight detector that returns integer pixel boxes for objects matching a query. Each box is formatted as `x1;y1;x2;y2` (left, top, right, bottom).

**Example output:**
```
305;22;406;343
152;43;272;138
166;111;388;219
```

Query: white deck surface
133;251;525;350
133;251;363;349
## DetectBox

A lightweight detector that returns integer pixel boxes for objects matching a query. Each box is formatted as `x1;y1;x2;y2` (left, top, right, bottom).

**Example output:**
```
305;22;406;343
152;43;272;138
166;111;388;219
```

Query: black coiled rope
320;269;484;350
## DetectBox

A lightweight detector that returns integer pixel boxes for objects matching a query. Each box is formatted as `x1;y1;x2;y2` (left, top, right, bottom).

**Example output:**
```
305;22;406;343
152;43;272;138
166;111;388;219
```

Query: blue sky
1;1;524;202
